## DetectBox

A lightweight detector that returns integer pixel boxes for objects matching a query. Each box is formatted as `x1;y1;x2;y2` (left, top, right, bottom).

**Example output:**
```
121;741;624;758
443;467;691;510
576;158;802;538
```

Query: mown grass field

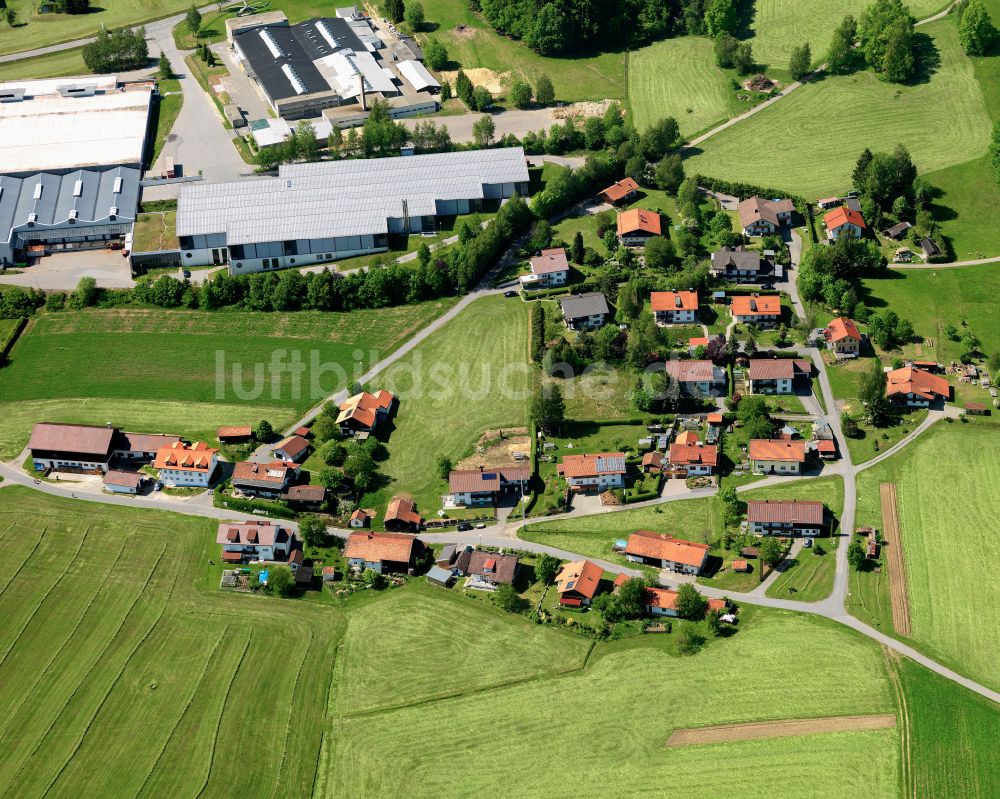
418;0;626;101
320;611;899;799
859;264;1000;363
686;22;992;198
0;46;88;81
896;655;1000;799
748;0;944;72
331;582;589;714
922;155;1000;261
365;295;530;515
853;422;1000;691
0;301;454;435
0;486;340;798
628;37;739;136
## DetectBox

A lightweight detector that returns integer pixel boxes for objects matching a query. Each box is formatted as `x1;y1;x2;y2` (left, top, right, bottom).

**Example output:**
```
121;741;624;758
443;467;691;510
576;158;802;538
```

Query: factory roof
396;59;440;91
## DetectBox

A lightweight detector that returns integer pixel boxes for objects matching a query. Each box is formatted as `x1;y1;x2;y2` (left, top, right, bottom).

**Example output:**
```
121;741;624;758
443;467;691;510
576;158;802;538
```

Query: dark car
182;269;192;279
456;522;472;531
760;283;775;291
504;290;519;298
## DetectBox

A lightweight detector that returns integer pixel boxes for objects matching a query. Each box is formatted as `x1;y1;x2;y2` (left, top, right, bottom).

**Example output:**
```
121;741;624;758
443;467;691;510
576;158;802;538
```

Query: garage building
176;147;530;272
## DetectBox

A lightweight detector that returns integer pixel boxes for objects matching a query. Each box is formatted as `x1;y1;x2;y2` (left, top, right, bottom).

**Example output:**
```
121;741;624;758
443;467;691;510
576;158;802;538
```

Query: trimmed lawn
0;46;88;81
362;295;530;516
322;611;899;799
852;422;1000;690
0;487;340;799
133;211;179;252
418;0;626;101
749;0;944;73
150;79;183;167
686;22;992;198
331;580;589;714
628;36;741;136
922;155;1000;261
550;367;637;422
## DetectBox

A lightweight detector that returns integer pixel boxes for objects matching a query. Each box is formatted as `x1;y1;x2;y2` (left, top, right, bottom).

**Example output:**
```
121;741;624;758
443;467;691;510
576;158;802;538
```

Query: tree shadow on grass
908;31;941;85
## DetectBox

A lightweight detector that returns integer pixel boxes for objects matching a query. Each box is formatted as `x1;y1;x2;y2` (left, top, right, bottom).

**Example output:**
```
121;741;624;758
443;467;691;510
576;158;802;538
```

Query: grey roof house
559;292;610;331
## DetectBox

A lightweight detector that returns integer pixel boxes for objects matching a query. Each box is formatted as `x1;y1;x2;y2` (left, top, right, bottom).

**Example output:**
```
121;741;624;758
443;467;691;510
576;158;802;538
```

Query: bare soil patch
439;67;509;94
455;428;530;469
451;24;477;40
665;714;897;747
880;482;913;637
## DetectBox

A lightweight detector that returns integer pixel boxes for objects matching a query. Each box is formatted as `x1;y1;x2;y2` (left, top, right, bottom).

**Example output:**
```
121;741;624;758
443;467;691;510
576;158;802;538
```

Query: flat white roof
250;117;333;148
0;84;152;175
0;74;118;97
397;59;439;91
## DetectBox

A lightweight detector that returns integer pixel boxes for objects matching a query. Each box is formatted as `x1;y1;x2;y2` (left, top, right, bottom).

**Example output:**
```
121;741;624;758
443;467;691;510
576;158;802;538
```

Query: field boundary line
0;525;91;669
0;543;171;799
883;647;913;798
0;532;131;728
134;624;230;799
664;714;897;746
272;628;315;799
194;629;255;799
880;482;912;637
35;555;177;799
0;524;45;601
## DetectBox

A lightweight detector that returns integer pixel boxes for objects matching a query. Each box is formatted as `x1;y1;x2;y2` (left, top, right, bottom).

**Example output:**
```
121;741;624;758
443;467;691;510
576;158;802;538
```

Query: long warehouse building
175;147;530;272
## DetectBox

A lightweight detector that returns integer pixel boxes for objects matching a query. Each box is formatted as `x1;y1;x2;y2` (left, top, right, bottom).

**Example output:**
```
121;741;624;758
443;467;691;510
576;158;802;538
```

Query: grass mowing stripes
331;582;590;715
853;423;1000;691
685;22;992;198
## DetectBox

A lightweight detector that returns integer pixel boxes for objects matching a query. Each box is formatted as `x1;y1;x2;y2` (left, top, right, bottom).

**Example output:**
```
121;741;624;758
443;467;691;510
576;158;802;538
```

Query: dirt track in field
880;482;912;637
665;714;897;746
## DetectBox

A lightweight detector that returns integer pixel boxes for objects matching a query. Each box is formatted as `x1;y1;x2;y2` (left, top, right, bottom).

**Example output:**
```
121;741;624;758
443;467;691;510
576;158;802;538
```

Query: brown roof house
281;484;327;510
454;548;519;590
217;425;253;444
520;247;569;290
598;177;639;205
558;452;626;492
383;496;423;532
28;422;118;472
625;531;710;575
665;359;727;397
154;441;219;488
617;208;662;245
103;469;144;495
747;358;812;395
555;559;604;607
446;465;531;507
217;521;299;566
738;196;793;236
272;434;311;463
710;246;780;283
337;389;395;438
232;459;299;498
344;531;423;574
746;499;827;537
749;439;806;475
668;440;718;476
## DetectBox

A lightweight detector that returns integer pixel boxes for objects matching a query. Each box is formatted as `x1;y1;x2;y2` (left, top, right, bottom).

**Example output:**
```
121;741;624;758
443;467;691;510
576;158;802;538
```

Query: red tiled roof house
598;177;638;205
749;439;806;475
617;208;661;245
271;434;311;463
520;247;569;290
557;452;626;492
344;531;423;574
886;366;950;408
824;206;866;240
731;294;782;328
668;440;718;476
337;389;395;438
644;586;726;617
154;441;219;488
824;317;862;356
555;559;604;607
232;459;299;498
651;290;698;325
747;358;812;395
217;521;298;565
624;531;710;575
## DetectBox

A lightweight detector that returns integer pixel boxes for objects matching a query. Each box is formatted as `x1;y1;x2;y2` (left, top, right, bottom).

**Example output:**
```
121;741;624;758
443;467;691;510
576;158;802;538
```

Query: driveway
0;249;135;290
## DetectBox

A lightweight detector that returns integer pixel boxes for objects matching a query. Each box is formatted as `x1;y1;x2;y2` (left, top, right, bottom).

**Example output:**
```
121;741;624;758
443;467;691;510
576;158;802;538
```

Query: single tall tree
186;5;202;36
959;0;997;56
788;42;812;80
530;384;565;435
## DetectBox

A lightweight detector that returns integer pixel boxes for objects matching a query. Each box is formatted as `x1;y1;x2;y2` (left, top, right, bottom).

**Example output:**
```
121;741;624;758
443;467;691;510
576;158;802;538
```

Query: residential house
624;531;710;575
617;208;662;245
885;366;950;407
337;389;395;438
154;441;219;488
883;221;912;240
117;433;183;462
281;484;327;510
272;434;311;463
746;499;827;537
598;177;639;205
710;246;780;283
651;290;698;325
824;317;862;356
730;294;782;328
103;470;144;495
217;425;253;444
644;587;726;617
749;439;806;475
667;440;718;476
737;196;793;236
454;548;519;590
520;247;569;289
349;508;372;528
747;358;811;394
555;560;604;607
232;459;299;498
919;237;942;259
557;452;626;492
384;495;423;532
559;292;609;331
641;451;664;474
446;465;531;506
664;359;727;396
217;521;298;564
344;531;423;574
824;207;866;240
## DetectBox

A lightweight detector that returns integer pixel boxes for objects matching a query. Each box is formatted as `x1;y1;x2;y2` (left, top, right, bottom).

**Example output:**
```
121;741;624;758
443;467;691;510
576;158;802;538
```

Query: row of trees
82;25;149;73
827;0;919;83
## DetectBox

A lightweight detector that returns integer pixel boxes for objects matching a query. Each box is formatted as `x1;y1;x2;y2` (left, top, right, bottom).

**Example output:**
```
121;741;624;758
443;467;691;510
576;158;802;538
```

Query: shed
103;469;143;494
426;565;454;587
397;59;440;92
965;402;989;416
295;565;314;588
322;566;336;582
732;559;751;572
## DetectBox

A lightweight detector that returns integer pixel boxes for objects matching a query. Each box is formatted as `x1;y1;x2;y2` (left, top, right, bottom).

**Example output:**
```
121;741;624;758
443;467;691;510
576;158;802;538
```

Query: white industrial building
175;147;530;272
0;76;153;176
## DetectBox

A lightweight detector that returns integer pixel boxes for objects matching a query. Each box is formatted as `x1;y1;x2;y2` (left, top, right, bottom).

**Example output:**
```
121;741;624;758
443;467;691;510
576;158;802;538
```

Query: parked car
456;522;472;532
182;269;191;278
504;290;519;298
474;523;487;529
